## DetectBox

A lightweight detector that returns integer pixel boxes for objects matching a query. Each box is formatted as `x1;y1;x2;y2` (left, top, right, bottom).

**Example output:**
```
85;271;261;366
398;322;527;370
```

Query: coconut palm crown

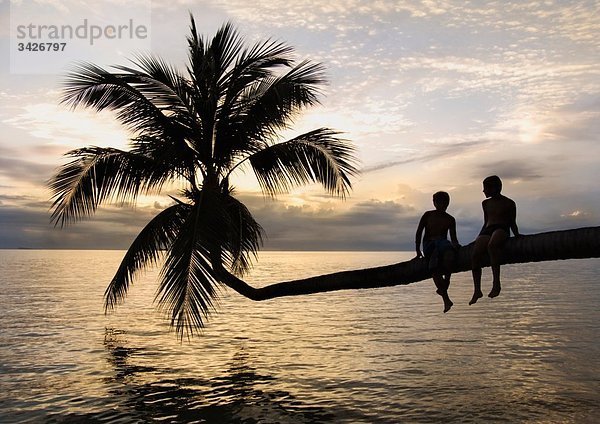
49;17;359;338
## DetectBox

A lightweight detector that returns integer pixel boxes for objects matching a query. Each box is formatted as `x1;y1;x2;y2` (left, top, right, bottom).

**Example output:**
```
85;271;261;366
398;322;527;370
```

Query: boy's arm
415;213;426;257
449;217;460;247
510;200;520;236
480;200;488;231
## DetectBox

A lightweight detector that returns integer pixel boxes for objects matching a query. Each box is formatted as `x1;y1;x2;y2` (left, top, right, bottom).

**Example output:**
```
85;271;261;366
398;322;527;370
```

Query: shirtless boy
469;175;520;305
415;191;460;313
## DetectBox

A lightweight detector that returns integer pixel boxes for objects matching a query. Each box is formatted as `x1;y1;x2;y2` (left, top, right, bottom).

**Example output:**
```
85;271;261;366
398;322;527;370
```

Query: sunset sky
1;0;598;250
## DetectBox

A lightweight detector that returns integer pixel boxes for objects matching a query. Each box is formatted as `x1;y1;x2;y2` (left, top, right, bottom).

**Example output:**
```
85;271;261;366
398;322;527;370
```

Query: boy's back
483;194;516;227
421;210;455;241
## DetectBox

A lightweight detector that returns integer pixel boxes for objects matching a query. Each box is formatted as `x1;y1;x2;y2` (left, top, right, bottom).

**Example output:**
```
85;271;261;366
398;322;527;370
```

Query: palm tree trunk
218;226;600;301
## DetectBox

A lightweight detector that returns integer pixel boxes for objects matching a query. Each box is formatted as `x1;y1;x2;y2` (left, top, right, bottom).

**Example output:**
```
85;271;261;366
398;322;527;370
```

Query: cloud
3;102;129;149
541;94;600;143
1;183;597;251
0;191;420;250
237;194;420;250
0;200;165;249
0;194;37;203
0;156;56;185
472;159;544;182
363;139;483;173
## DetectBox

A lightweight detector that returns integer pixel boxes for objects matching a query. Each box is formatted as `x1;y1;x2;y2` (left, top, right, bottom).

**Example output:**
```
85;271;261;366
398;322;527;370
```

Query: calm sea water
0;250;598;423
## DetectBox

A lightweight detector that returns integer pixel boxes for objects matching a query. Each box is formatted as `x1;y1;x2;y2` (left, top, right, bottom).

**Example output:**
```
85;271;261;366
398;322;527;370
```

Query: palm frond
113;54;194;126
129;134;198;178
49;147;171;227
248;128;360;197
210;22;245;83
186;17;216;96
120;54;197;123
219;38;294;103
232;60;328;143
154;186;267;337
186;14;205;72
220;193;264;276
61;62;178;137
104;202;191;311
213;40;295;166
156;199;222;339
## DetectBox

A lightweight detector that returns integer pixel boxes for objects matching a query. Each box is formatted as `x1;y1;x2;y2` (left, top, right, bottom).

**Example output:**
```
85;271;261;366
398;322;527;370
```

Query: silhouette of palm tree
49;16;359;337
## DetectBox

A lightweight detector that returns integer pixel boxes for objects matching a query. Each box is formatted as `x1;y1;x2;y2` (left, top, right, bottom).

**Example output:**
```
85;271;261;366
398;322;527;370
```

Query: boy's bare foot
443;298;453;313
469;291;483;305
488;284;501;298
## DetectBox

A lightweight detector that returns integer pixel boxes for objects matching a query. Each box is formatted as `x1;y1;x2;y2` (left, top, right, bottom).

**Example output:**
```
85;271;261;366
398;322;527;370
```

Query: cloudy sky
0;0;598;250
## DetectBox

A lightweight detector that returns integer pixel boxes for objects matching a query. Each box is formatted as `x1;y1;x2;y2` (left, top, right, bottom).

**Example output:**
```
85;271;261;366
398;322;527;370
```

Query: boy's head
483;175;502;197
432;191;450;210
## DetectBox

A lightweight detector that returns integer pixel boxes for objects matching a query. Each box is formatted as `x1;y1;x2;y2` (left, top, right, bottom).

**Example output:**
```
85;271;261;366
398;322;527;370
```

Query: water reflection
103;328;158;381
48;328;336;423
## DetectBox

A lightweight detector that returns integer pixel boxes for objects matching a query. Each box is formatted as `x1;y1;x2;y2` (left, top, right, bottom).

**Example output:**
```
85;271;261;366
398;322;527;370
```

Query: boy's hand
416;249;423;258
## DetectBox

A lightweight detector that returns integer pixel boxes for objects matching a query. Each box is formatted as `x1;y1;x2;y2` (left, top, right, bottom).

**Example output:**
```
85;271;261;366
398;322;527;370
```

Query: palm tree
49;17;359;337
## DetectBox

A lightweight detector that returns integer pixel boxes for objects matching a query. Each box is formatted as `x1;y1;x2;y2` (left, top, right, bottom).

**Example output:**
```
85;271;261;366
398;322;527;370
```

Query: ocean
0;250;598;423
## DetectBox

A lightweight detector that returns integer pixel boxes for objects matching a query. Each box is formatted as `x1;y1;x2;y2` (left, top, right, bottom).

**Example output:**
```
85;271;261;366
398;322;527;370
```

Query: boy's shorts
423;238;453;257
423;238;454;270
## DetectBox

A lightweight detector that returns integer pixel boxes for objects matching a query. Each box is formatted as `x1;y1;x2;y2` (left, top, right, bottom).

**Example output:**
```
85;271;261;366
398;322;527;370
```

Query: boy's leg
441;249;455;292
432;272;445;294
442;273;451;292
432;272;453;313
488;229;508;298
470;235;489;305
442;274;453;313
